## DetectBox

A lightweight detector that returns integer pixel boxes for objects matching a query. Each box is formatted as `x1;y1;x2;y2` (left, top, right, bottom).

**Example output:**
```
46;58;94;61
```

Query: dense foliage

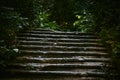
0;0;120;79
86;1;120;79
0;0;30;69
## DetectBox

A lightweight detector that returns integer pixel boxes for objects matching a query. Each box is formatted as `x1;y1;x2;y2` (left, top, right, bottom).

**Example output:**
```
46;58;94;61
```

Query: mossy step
18;45;106;51
24;31;95;35
19;41;103;47
0;77;105;80
7;63;104;70
18;37;100;42
2;70;105;77
19;50;108;57
16;56;110;63
18;33;98;39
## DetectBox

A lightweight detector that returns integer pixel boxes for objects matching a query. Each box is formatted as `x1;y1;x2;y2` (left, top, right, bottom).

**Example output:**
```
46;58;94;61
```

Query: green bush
0;7;29;47
0;47;18;70
0;7;29;70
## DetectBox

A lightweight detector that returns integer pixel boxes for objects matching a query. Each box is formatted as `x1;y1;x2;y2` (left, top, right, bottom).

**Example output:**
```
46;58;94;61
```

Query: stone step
24;31;95;35
18;33;98;39
19;41;103;47
1;28;110;80
16;56;110;63
0;77;105;80
2;70;105;78
7;63;104;71
19;50;108;57
18;45;106;51
18;37;100;42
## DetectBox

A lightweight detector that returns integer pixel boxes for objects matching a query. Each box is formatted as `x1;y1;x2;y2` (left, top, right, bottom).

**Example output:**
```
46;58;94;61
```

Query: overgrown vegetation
0;0;30;69
0;0;120;79
87;1;120;79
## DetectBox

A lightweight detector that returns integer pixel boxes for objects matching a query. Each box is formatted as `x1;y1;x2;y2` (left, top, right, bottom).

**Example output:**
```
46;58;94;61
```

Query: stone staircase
1;28;110;80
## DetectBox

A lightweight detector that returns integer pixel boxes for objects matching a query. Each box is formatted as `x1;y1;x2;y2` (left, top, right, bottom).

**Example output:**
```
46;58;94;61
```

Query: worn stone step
7;63;104;70
24;31;95;35
0;77;105;80
19;50;108;57
18;33;98;39
19;41;104;47
7;64;102;71
1;28;110;80
18;37;100;42
3;70;105;78
16;56;110;63
18;45;106;51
